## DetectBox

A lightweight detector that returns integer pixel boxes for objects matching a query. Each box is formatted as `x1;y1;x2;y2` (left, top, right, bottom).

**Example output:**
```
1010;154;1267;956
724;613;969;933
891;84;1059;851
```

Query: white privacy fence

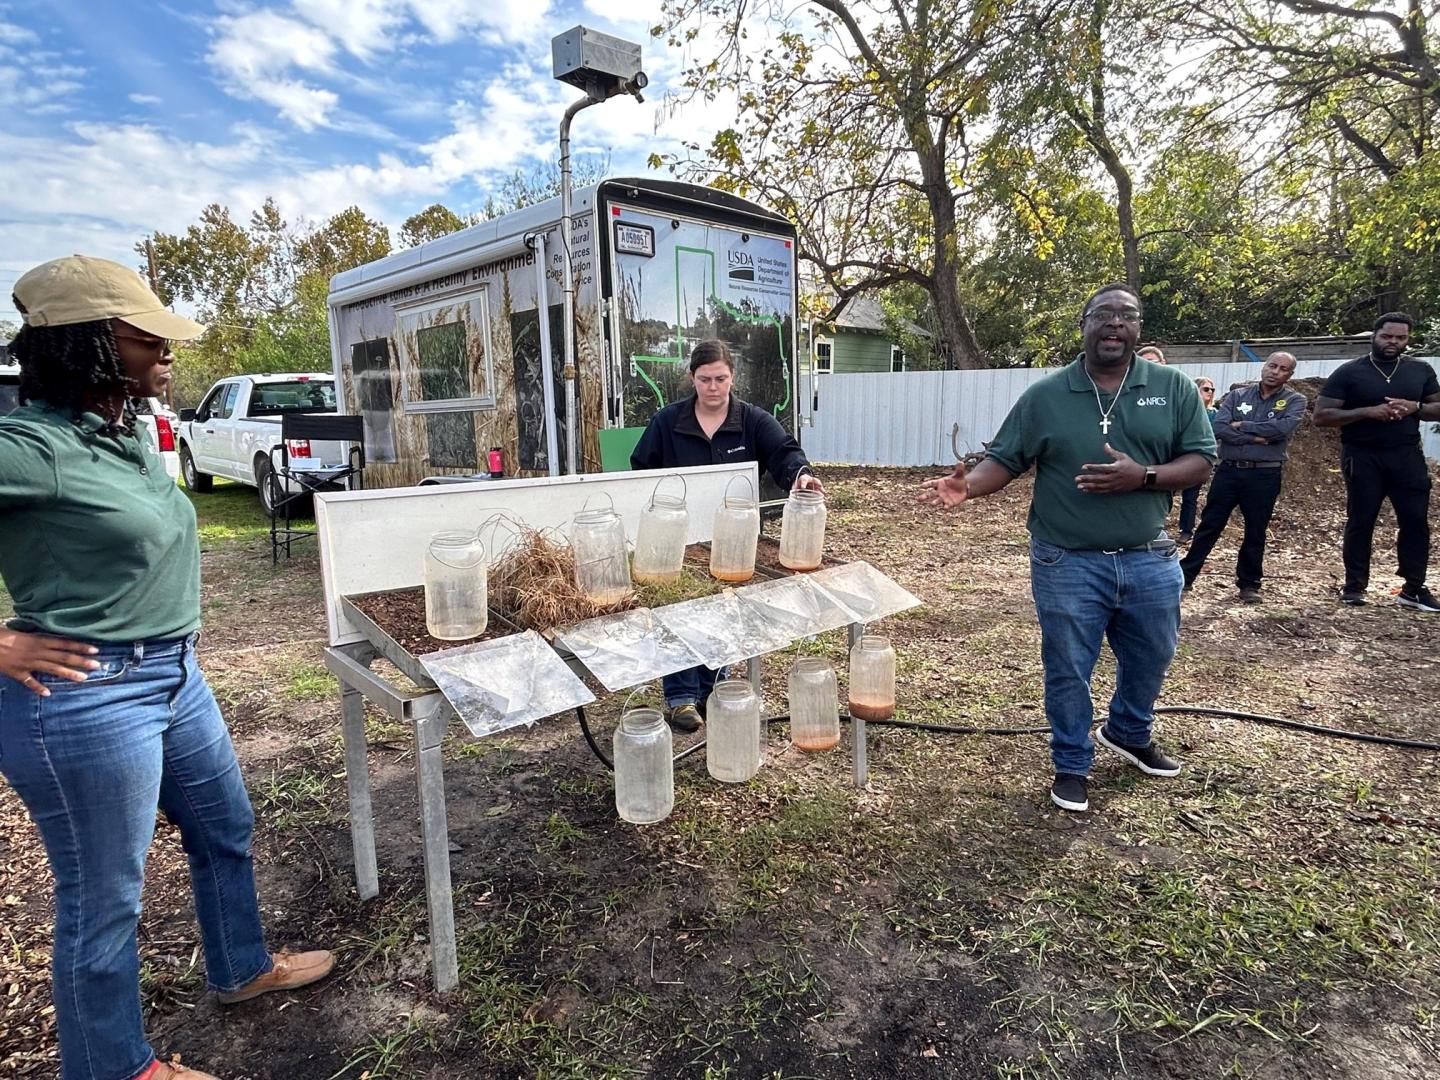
798;359;1440;467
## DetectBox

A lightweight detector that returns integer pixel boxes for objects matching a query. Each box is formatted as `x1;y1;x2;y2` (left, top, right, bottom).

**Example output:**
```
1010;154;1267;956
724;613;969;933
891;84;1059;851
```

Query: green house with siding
810;295;926;375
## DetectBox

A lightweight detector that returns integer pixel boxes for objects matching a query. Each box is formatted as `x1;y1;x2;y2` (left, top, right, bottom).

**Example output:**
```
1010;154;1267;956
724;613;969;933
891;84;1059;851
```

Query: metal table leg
413;701;458;993
848;622;867;788
340;682;379;900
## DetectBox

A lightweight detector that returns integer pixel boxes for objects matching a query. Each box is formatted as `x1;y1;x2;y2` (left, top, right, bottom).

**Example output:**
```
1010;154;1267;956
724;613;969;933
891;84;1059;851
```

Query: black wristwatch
1143;467;1158;490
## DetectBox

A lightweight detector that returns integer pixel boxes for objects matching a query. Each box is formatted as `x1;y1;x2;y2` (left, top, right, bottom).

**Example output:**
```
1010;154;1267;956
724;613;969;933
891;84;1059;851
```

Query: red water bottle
487;447;504;479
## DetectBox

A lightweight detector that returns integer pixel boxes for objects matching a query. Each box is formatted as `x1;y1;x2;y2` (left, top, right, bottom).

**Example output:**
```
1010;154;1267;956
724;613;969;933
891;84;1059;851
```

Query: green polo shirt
0;402;201;642
986;356;1217;550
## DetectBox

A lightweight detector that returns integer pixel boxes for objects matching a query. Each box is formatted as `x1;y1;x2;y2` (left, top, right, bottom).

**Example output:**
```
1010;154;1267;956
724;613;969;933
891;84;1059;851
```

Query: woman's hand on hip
0;629;100;696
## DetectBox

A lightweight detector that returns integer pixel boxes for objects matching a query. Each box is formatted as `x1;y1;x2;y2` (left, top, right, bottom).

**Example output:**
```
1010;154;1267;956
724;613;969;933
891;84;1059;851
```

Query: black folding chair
269;413;366;563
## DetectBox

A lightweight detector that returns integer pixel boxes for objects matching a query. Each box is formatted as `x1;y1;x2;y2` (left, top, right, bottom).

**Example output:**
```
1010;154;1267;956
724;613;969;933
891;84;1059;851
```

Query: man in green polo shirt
920;283;1216;812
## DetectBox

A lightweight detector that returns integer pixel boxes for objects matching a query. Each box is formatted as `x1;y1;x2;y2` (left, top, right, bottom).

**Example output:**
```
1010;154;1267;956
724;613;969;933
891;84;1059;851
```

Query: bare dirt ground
2;455;1438;1080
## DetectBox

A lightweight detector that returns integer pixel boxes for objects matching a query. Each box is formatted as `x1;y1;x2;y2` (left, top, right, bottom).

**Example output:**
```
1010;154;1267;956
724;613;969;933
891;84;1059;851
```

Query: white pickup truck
178;373;345;511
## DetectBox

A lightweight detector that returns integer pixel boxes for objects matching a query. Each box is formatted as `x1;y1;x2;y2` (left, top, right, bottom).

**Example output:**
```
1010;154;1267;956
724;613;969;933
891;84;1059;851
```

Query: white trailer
326;178;801;491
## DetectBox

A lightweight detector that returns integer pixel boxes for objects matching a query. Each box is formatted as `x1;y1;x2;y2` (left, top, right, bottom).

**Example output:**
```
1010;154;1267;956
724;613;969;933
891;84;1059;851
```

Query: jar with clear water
613;706;674;824
572;504;632;604
789;657;840;752
706;679;761;783
424;530;488;640
710;476;760;582
633;478;689;585
778;487;827;571
848;635;896;721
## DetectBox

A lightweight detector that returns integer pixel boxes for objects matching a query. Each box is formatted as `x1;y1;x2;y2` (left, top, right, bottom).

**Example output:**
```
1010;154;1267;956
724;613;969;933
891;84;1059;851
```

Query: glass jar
706;679;761;783
848;635;896;721
710;478;760;583
778;488;827;571
424;530;488;640
613;706;674;824
633;484;689;585
572;505;632;604
789;657;840;752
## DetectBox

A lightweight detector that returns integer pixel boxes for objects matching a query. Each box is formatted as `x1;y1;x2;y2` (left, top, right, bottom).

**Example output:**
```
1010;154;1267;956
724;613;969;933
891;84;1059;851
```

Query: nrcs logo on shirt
1136;396;1168;407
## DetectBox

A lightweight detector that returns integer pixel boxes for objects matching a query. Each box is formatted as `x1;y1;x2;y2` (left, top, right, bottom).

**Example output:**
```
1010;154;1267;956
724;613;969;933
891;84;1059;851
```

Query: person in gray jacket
1181;352;1303;602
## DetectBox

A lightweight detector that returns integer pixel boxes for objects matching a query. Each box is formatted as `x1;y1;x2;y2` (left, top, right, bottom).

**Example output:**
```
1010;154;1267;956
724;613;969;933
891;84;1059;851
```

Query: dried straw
490;525;635;630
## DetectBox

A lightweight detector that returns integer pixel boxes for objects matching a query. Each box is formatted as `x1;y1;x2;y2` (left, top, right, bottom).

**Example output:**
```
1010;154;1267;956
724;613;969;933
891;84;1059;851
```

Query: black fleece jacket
630;394;810;490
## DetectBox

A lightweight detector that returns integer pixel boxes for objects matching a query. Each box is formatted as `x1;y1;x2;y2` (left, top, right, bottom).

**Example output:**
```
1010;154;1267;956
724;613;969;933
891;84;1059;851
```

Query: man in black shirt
1315;312;1440;611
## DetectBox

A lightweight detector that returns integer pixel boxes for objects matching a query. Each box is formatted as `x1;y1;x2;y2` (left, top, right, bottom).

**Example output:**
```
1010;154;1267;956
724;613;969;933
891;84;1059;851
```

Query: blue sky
0;0;733;325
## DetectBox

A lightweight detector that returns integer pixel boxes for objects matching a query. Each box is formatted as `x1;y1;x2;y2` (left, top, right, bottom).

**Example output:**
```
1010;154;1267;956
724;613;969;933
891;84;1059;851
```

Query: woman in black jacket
630;339;822;730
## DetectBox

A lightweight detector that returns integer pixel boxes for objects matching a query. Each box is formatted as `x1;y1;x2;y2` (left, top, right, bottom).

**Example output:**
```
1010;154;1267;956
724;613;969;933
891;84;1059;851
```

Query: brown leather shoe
216;950;335;1005
150;1061;221;1080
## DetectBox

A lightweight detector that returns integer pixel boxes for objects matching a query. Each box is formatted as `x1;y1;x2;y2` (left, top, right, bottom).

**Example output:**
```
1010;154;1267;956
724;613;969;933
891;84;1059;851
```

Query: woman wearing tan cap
0;257;333;1080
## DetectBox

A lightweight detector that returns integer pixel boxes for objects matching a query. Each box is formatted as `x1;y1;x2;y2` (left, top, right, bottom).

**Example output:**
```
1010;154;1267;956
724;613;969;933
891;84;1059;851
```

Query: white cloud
207;10;339;128
128;93;162;105
0;19;37;46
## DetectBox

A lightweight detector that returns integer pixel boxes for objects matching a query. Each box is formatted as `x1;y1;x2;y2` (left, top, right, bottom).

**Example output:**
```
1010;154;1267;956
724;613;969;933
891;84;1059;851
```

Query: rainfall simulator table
312;464;919;991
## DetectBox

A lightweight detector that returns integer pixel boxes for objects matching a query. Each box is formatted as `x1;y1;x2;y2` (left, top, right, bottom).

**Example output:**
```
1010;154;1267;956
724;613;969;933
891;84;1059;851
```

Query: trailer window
396;288;495;413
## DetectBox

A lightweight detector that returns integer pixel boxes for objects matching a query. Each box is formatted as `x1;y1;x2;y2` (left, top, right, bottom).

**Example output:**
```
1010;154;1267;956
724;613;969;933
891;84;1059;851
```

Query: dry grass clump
490;526;635;630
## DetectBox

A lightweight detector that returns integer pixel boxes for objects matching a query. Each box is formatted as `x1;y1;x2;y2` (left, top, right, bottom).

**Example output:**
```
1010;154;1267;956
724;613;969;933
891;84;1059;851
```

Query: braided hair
7;314;137;438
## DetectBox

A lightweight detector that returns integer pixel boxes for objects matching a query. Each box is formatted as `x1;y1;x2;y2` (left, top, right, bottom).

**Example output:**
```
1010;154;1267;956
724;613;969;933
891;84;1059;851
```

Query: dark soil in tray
347;587;513;656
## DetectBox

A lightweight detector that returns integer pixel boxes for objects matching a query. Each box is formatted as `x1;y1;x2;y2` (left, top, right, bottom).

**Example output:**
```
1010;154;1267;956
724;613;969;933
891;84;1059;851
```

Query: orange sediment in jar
847;699;894;722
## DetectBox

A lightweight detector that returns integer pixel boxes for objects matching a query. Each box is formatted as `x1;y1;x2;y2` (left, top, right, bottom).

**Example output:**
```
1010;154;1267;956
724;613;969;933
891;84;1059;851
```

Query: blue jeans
663;665;718;709
0;635;272;1080
1029;539;1183;776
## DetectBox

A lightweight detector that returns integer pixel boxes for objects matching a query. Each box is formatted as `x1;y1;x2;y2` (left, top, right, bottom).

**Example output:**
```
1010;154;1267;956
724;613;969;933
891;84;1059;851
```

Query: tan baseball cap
13;255;206;340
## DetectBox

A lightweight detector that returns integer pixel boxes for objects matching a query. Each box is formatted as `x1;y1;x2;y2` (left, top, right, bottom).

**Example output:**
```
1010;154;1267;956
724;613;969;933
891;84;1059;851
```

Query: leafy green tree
398;204;469;248
294;206;391;282
655;0;1042;368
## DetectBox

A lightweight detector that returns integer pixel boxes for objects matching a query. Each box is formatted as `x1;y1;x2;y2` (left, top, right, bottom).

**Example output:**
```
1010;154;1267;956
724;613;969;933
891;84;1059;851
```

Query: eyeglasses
1084;306;1142;324
1199;386;1215;393
113;332;170;353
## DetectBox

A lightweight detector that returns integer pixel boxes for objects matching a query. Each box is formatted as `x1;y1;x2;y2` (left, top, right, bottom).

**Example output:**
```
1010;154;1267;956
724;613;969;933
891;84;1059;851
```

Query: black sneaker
1238;587;1261;604
666;704;702;733
1397;587;1440;613
1095;727;1181;777
1050;773;1089;812
1341;588;1368;606
1177;531;1194;545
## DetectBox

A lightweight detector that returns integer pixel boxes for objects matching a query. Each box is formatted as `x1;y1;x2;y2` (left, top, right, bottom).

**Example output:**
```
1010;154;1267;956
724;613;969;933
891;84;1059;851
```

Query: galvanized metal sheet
554;607;706;693
801;360;1440;467
420;630;595;738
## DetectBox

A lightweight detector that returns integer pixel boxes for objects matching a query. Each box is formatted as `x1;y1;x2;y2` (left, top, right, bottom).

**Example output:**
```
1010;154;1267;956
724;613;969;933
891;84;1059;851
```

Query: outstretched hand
919;463;970;509
0;629;100;696
1076;443;1146;494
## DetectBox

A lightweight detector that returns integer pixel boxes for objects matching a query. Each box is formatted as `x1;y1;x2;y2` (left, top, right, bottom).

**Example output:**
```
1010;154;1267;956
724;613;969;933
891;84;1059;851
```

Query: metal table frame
323;622;870;993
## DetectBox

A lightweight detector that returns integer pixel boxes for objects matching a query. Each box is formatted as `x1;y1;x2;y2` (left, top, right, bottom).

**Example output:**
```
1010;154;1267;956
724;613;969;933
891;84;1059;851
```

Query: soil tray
344;589;518;686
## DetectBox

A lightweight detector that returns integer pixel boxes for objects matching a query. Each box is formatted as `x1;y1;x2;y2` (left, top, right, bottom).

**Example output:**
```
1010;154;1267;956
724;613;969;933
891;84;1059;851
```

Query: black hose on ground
578;707;1050;771
579;703;1439;771
1153;705;1440;752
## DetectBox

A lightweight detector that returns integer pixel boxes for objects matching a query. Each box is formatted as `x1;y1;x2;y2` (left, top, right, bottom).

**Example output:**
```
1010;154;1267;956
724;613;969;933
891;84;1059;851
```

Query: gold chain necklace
1369;356;1402;384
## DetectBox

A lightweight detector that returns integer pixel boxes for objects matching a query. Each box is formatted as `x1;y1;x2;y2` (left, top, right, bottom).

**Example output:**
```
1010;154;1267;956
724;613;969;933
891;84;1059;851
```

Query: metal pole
560;93;598;475
530;231;561;477
849;622;867;788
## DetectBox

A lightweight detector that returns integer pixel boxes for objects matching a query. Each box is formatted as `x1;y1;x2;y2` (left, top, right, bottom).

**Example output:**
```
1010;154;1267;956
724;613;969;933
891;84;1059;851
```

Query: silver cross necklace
1083;361;1130;435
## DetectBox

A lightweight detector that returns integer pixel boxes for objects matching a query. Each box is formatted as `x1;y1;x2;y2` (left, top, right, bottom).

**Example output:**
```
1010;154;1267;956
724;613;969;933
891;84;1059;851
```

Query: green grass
187;477;310;544
284;660;338;701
